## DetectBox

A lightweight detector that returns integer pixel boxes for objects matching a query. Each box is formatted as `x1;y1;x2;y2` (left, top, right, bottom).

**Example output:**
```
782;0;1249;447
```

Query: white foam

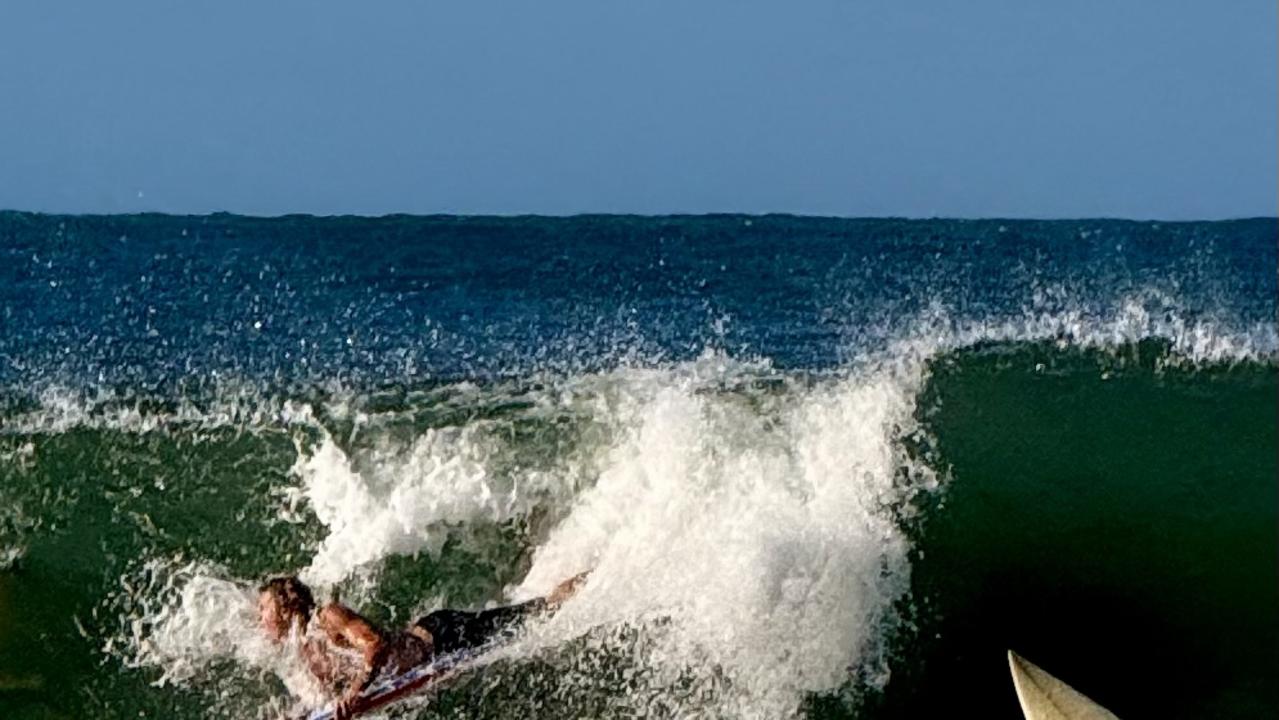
870;287;1278;371
288;417;560;587
0;380;320;436
107;556;326;716
511;357;929;718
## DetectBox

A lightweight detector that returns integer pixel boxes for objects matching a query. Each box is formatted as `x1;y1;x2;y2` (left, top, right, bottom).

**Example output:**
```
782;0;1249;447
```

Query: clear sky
1;1;1274;218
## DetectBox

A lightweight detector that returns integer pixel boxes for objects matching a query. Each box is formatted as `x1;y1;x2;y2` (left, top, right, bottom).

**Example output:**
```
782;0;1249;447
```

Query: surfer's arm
317;603;387;664
315;603;388;716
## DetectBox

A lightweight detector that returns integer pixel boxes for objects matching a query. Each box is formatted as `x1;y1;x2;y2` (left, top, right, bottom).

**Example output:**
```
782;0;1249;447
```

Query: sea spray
511;359;932;718
107;556;324;717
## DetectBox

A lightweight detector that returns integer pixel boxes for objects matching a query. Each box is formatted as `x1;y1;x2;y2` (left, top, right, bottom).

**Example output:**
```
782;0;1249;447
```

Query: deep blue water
3;213;1272;389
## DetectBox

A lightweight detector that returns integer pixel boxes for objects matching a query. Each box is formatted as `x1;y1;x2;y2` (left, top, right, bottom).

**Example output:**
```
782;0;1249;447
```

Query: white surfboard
300;645;482;720
1008;650;1119;720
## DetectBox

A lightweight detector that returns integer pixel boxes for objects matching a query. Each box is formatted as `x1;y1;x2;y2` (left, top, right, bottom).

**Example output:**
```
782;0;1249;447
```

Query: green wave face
865;342;1277;720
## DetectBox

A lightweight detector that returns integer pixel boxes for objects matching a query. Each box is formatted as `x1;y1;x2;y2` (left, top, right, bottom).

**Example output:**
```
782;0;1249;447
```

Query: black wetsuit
374;597;546;682
410;597;546;655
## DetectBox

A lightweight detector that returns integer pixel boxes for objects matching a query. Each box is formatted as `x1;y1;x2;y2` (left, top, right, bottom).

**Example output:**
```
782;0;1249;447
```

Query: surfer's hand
546;570;590;608
334;697;358;720
333;680;368;720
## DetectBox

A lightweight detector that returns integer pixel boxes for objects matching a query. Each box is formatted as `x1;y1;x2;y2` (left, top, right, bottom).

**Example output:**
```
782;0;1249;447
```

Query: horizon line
2;208;1275;224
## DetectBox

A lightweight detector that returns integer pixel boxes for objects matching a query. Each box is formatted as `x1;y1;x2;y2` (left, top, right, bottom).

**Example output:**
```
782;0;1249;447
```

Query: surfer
258;571;589;719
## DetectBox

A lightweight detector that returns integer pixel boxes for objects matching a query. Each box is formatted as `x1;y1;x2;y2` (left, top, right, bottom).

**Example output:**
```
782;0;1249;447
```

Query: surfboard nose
1007;650;1120;720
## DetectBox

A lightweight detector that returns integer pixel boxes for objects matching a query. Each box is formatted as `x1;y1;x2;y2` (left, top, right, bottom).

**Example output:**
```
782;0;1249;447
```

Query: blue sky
1;1;1274;218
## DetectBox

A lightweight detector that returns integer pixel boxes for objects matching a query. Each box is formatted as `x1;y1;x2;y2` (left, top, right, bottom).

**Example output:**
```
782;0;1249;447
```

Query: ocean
0;212;1274;719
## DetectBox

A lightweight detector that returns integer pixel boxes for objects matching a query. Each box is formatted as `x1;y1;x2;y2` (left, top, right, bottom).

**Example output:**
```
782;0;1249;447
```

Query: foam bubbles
513;358;930;718
287;421;549;587
107;556;326;716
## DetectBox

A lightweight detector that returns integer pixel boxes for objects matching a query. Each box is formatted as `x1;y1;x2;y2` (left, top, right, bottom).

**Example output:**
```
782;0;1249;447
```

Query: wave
2;299;1273;718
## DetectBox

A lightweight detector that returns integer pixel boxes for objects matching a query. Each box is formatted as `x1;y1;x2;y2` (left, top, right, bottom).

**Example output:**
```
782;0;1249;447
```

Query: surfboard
1008;650;1119;720
301;645;487;720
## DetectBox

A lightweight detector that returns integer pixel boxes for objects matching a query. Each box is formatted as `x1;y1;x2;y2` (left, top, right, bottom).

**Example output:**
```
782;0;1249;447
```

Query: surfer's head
258;575;315;641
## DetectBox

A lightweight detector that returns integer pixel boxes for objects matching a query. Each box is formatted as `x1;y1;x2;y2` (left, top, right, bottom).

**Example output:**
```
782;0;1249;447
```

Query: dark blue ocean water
3;213;1272;388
